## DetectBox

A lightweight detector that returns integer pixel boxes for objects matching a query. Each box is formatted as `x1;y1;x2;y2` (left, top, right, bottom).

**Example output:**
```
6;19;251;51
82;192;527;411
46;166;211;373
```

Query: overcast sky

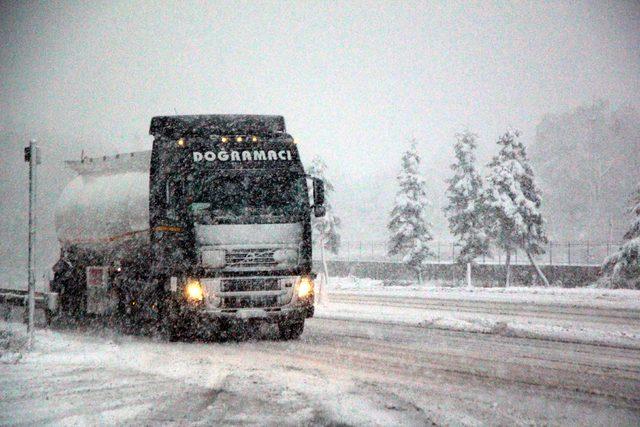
1;0;639;249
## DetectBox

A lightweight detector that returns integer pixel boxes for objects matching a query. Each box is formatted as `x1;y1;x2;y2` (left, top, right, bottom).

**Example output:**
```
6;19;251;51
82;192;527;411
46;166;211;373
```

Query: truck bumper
171;303;312;339
171;274;315;323
191;303;313;323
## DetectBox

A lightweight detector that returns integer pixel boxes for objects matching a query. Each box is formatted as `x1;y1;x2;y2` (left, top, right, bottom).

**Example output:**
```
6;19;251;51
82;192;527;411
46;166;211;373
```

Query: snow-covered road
329;293;639;327
316;278;640;349
2;315;640;426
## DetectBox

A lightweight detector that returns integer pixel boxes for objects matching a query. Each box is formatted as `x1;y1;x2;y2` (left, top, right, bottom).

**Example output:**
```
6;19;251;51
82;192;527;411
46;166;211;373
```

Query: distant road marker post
24;139;39;350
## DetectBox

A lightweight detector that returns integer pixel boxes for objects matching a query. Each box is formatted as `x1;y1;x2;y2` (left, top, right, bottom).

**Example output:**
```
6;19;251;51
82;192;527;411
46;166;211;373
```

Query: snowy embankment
315;277;640;349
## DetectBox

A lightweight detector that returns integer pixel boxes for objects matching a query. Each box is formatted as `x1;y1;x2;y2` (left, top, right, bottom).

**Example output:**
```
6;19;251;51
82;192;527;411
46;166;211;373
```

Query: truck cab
148;115;324;339
50;114;324;340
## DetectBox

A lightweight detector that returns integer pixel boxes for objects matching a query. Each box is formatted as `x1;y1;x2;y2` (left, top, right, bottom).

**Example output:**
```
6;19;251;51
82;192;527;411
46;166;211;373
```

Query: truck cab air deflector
149;115;286;138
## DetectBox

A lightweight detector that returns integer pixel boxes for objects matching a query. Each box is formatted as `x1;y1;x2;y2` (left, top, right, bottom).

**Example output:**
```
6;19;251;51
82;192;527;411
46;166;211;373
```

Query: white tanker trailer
49;115;325;340
55;151;150;251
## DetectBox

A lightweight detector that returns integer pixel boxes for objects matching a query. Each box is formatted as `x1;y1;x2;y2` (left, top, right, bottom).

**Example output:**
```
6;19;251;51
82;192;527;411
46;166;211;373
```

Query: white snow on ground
1;322;409;426
3;291;640;425
316;276;640;349
325;276;640;309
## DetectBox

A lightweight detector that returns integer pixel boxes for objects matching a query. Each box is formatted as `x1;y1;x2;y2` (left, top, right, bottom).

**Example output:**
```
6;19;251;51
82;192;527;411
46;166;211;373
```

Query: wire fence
314;240;622;266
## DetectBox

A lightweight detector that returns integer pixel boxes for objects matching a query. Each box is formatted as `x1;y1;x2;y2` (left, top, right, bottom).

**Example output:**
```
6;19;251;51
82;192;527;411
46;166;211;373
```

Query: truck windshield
190;171;307;219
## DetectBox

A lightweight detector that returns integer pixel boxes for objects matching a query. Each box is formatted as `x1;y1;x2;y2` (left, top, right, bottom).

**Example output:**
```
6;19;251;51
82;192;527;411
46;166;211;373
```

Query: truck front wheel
278;319;304;340
156;298;182;341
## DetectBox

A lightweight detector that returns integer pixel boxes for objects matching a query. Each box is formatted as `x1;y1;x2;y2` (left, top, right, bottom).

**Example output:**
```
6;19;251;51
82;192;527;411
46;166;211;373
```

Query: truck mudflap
86;266;118;315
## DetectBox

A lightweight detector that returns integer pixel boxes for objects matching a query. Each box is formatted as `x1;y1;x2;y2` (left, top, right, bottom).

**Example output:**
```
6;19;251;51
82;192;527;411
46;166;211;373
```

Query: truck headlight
296;276;313;298
185;278;204;302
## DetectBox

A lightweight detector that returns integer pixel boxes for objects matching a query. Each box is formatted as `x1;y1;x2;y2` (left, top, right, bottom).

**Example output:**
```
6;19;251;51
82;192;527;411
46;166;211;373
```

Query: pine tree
388;140;434;283
604;186;640;288
307;156;341;297
444;131;491;265
486;130;549;287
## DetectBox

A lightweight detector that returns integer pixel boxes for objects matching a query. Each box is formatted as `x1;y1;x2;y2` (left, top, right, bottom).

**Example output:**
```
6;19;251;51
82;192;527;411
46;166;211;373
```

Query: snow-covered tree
444;131;490;264
603;186;640;288
388;140;434;283
486;130;549;287
307;156;340;298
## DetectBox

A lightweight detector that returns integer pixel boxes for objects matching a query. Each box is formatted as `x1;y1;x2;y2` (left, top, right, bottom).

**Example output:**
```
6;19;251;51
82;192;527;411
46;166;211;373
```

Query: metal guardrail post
346;241;350;263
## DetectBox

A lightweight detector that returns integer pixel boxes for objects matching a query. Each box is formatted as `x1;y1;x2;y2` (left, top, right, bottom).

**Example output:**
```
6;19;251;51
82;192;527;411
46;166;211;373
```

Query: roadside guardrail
0;288;58;321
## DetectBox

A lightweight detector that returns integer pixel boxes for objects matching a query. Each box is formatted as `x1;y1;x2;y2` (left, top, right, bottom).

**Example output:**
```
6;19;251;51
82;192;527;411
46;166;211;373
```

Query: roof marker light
236;136;243;143
252;136;258;142
177;138;185;147
221;137;228;143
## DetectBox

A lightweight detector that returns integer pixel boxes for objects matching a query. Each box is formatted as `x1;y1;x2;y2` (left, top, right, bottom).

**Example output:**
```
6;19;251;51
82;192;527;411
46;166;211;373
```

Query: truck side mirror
313;178;325;217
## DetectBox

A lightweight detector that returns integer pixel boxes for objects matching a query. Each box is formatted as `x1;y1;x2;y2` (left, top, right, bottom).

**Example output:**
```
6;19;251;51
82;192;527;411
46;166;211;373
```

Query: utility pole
24;139;39;350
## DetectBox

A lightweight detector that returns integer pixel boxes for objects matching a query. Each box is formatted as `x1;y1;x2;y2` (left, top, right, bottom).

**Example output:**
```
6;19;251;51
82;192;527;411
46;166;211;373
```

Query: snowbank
325;276;640;310
318;277;640;349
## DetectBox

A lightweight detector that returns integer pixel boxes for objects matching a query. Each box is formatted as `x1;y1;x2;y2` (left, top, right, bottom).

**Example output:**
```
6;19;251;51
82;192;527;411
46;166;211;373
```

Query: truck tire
158;317;180;341
278;320;304;340
157;308;182;341
55;265;87;323
156;297;183;341
44;308;56;327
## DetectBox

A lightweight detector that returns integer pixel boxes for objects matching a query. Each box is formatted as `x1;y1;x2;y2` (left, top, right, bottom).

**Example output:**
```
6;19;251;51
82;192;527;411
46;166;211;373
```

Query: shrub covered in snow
603;186;640;289
388;140;434;283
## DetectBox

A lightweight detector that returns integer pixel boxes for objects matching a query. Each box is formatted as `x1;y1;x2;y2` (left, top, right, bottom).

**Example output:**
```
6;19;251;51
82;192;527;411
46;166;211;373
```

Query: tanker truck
49;115;325;340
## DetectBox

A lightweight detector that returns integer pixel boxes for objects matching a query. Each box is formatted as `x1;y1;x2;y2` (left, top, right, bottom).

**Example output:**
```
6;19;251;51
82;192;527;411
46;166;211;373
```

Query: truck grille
224;248;278;269
221;278;280;292
222;295;279;309
217;277;291;309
